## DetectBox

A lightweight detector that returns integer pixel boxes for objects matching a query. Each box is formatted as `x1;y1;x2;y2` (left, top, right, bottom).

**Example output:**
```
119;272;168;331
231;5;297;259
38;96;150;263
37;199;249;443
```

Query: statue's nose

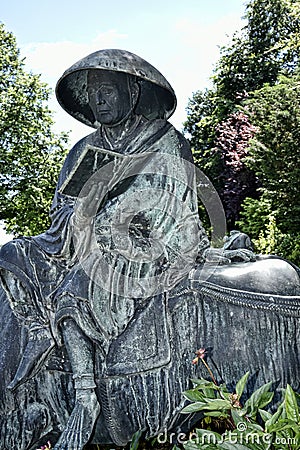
96;93;105;105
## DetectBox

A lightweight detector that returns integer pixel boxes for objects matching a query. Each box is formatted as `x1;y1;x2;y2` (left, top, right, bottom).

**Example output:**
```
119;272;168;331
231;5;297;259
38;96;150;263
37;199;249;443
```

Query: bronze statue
0;49;299;450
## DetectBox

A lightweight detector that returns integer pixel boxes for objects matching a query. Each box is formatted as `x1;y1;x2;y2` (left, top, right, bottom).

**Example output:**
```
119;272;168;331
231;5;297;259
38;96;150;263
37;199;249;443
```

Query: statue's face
87;71;133;126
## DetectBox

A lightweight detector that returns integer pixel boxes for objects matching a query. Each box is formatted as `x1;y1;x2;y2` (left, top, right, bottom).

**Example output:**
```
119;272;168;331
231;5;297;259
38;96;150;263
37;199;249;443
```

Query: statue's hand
204;247;256;265
203;248;231;264
223;248;256;263
75;181;105;222
204;230;256;264
70;182;106;261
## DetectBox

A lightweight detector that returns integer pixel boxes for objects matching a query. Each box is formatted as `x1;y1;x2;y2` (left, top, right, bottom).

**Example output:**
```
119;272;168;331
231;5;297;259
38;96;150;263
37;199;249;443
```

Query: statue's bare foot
54;389;100;450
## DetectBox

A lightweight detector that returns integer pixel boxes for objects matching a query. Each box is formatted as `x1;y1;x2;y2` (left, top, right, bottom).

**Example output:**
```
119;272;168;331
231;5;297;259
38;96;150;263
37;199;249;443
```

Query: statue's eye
101;87;113;95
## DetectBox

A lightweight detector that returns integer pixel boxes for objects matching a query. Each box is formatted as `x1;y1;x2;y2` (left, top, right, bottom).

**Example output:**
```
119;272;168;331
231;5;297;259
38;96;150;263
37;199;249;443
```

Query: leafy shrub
238;195;300;266
181;373;300;449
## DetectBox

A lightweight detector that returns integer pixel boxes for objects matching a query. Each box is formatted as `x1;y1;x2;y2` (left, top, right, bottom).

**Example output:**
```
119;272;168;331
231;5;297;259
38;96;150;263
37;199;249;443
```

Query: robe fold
0;117;208;353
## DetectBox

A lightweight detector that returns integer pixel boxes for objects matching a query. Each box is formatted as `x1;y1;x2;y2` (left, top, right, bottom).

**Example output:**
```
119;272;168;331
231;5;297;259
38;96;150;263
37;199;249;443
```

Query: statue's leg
7;324;54;391
1;272;54;391
53;317;101;450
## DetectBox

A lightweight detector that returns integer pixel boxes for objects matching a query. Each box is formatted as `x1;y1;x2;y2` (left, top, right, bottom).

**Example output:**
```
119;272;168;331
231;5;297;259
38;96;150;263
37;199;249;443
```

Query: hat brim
55;49;177;128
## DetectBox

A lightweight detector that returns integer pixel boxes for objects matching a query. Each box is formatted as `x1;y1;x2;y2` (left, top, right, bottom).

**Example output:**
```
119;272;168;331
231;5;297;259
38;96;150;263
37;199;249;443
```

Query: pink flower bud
195;348;206;359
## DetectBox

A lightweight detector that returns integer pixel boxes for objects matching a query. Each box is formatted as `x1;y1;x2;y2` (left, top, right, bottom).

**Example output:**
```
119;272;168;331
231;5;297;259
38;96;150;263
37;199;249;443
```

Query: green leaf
293;432;300;449
183;389;206;402
196;428;223;443
183;428;222;450
191;379;220;390
285;384;300;423
181;402;207;414
236;372;250;399
244;382;274;418
265;403;284;431
221;391;231;401
181;398;231;415
268;418;300;434
231;409;247;427
196;428;222;437
203;388;219;399
203;399;232;410
259;393;274;412
183;442;203;450
238;408;249;417
129;430;143;450
204;410;229;418
259;409;272;423
218;442;252;450
244;422;264;432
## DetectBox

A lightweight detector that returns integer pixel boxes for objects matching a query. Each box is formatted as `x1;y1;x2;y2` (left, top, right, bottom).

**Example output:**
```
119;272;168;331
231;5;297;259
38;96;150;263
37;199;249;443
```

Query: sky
0;0;247;243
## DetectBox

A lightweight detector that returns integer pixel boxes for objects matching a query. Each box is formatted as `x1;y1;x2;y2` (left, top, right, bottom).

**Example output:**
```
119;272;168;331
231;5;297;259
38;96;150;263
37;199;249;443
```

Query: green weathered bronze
0;49;299;450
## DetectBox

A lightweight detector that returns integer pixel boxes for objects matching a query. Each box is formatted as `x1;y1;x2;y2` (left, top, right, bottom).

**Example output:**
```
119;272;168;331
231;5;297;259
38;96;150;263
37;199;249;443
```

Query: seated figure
0;50;299;450
0;49;209;449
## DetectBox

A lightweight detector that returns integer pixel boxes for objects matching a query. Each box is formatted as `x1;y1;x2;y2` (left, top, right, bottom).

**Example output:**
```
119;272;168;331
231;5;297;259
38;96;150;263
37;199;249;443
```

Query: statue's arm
33;136;91;260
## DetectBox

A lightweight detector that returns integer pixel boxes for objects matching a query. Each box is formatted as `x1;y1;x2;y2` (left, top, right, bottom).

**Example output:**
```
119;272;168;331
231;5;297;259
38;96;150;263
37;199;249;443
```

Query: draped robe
0;117;208;355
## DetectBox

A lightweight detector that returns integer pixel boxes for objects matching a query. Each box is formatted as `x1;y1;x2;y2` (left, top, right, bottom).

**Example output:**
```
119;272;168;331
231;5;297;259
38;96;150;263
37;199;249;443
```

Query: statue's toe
53;390;100;450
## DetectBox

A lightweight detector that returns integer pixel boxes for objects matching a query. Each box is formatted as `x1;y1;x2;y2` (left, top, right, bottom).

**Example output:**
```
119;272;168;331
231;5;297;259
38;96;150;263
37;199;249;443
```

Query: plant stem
201;359;218;385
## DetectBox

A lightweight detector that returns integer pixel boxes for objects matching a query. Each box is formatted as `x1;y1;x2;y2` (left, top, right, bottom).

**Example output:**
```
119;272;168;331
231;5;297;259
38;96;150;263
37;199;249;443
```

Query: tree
184;0;300;230
213;111;259;227
0;23;68;237
184;90;224;193
214;0;300;104
237;75;300;264
244;76;300;233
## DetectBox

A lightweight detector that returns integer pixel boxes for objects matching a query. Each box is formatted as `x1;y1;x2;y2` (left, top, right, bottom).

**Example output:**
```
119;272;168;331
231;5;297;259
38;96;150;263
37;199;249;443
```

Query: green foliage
184;89;224;194
0;23;68;236
130;431;143;450
184;94;259;228
243;76;300;234
238;194;300;265
235;75;300;264
237;195;281;255
237;195;273;240
181;373;249;425
254;214;282;256
184;0;300;247
214;0;300;102
181;374;300;450
274;233;300;267
185;0;300;146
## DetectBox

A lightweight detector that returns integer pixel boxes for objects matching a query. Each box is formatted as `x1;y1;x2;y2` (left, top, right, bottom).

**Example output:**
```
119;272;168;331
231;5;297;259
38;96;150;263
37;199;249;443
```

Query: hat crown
55;49;176;128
